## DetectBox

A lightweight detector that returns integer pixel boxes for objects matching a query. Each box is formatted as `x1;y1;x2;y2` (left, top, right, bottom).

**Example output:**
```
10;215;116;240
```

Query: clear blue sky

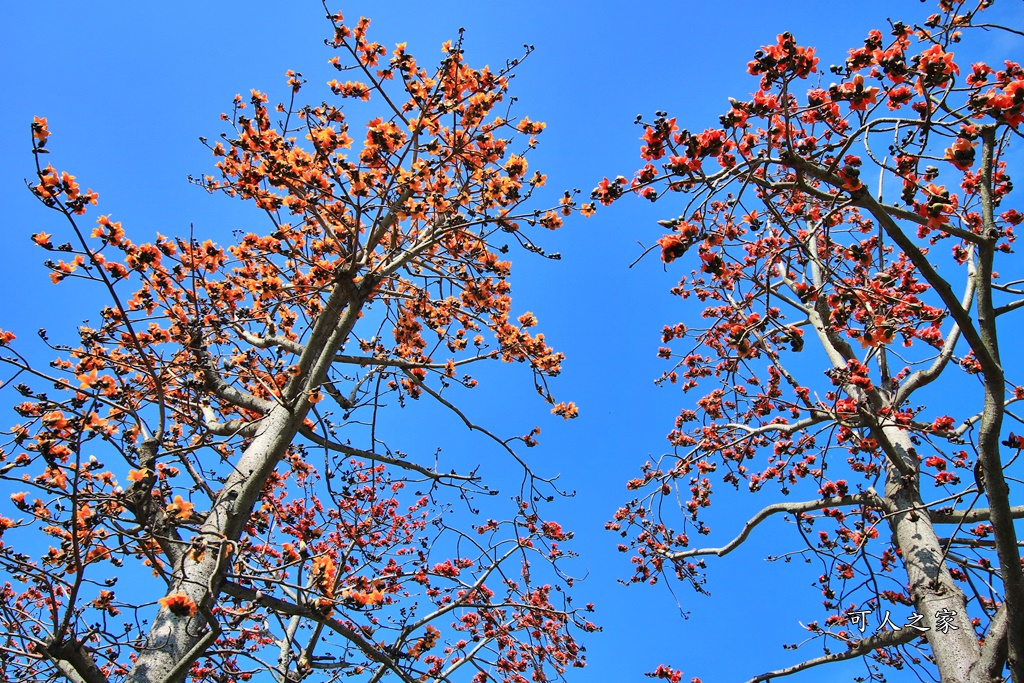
2;2;1021;681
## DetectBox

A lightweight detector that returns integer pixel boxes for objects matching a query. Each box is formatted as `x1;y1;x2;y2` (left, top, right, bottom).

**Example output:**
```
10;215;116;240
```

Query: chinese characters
846;608;961;635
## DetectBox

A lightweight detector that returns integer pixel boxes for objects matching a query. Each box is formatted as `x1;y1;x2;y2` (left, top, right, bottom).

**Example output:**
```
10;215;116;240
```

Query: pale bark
881;428;980;683
125;279;367;683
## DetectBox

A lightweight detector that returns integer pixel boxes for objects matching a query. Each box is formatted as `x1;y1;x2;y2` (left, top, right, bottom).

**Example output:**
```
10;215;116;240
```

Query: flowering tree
594;1;1024;681
0;8;592;683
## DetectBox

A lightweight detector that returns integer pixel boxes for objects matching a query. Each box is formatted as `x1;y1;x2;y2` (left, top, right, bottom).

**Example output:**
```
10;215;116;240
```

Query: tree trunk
882;426;980;682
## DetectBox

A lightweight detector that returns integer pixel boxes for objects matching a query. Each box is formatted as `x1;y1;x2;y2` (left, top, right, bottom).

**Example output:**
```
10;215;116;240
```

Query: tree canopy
597;1;1024;681
3;1;1024;683
0;8;592;683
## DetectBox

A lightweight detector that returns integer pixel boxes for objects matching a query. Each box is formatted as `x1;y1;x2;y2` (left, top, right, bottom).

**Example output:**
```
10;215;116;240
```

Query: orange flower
76;503;95;522
517;312;538;328
32;116;50;145
91;589;120;616
42;466;69;491
311;554;338;596
84;412;114;432
845;75;879;111
341;587;385;607
516;117;546;135
407;625;440;660
166;495;194;521
551;402;579;420
313;597;335;615
77;369;100;390
188;542;206;563
126;468;149;483
158;593;198;617
41;411;68;430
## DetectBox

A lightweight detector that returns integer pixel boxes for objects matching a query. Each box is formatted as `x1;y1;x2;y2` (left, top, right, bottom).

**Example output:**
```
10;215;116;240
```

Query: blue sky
2;2;1022;681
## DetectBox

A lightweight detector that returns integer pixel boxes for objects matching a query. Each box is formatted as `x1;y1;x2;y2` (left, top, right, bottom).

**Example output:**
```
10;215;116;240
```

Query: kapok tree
0;9;592;683
593;1;1024;682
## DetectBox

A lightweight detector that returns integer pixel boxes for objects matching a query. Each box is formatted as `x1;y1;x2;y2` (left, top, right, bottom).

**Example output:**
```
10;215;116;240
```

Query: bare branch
745;628;920;683
234;329;305;356
951;396;1024;438
993;298;1024;317
296;425;477;483
784;153;998;375
399;369;537;473
333;352;498;370
721;413;829;437
930;505;1024;525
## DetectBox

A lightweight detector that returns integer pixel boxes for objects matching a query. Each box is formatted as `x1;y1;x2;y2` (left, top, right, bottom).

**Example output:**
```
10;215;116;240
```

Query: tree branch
869;214;993;369
333;352;497;370
667;491;886;560
192;342;276;414
783;152;998;375
777;152;986;245
930;504;1024;524
721;413;829;438
973;123;1024;683
41;637;109;683
234;329;304;356
895;249;976;406
993;298;1024;317
969;603;1009;683
745;627;919;683
221;581;415;683
297;425;477;483
399;369;536;473
200;403;262;438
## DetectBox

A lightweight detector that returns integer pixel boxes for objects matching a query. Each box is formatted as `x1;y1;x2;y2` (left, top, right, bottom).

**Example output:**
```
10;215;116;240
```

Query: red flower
917;45;959;88
657;234;692;264
944;137;976;170
159;593;198;617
